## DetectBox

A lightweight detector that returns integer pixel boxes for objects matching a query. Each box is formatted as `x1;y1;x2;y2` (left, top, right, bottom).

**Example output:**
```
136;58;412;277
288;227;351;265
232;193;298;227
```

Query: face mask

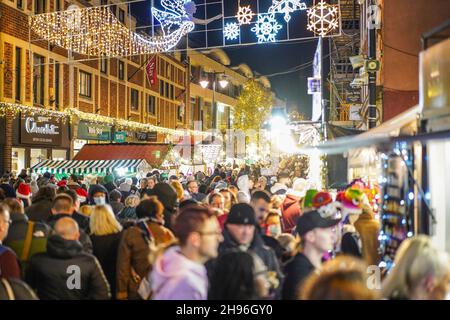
93;197;106;205
268;225;281;236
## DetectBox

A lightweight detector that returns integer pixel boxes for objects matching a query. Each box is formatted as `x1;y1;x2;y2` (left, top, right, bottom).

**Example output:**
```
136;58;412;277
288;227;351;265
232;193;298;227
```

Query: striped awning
31;159;149;175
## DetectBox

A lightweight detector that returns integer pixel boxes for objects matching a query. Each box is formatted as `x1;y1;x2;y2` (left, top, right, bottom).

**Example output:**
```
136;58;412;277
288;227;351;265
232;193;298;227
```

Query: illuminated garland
29;4;194;57
0;102;210;137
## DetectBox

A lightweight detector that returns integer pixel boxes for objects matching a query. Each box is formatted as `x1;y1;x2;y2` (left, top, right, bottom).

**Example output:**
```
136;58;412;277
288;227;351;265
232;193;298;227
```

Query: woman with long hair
381;235;449;300
89;205;123;299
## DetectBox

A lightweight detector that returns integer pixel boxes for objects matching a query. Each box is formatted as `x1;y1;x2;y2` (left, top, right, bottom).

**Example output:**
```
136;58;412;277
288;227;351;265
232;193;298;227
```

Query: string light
29;4;194;57
251;13;283;43
0;103;210;137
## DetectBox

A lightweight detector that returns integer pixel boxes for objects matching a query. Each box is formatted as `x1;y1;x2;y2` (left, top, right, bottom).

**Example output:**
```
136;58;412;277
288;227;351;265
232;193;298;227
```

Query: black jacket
0;278;38;300
72;211;90;233
90;232;123;299
282;252;315;300
215;228;284;298
150;183;178;231
26;235;110;300
0;183;16;198
25;198;53;223
46;214;93;254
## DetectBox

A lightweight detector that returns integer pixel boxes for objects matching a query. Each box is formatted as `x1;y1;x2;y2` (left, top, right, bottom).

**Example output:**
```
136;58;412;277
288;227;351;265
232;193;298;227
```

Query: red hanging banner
146;56;157;86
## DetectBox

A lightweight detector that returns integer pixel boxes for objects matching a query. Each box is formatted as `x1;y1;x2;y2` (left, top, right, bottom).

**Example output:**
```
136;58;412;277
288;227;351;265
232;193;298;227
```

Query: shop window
79;70;92;98
12;148;25;173
15;47;22;102
52;149;67;161
148;95;156;115
30;149;48;169
33;54;45;106
131;89;139;111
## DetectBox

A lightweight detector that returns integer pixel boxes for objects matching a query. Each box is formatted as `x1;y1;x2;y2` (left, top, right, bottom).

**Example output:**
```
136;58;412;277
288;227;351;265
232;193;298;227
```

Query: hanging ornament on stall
268;0;307;23
251;13;283;43
307;0;340;37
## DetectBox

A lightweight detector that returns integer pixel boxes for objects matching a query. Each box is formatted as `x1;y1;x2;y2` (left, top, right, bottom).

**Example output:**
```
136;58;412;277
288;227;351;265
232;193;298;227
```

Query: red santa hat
17;183;31;200
76;188;88;203
57;180;67;187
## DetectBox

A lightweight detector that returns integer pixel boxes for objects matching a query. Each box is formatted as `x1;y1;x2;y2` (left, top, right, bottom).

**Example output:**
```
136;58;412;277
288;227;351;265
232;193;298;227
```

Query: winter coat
354;212;381;266
0;183;16;198
46;214;93;254
26;235;110;300
103;182;117;194
147;220;176;246
151;245;208;300
90;232;123;299
110;201;125;216
281;194;302;234
0;277;38;300
282;252;316;300
117;207;137;220
88;184;110;205
0;245;21;279
116;224;155;300
4;212;51;274
215;228;284;297
25;198;53;223
71;211;90;233
151;183;178;231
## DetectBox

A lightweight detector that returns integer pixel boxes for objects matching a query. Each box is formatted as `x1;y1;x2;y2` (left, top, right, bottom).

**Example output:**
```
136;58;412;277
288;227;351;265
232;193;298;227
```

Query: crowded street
0;0;450;306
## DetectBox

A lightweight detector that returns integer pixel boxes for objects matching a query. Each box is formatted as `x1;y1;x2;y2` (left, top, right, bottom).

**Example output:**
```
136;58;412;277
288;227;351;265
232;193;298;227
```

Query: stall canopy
31;159;150;175
73;143;170;166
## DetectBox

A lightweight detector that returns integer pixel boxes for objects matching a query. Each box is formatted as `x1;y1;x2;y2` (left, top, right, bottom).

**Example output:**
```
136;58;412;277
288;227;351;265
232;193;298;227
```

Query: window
148;95;156;115
35;0;47;14
15;47;22;102
110;4;116;16
100;57;108;74
118;9;125;23
55;0;61;11
17;0;24;9
130;89;139;111
177;105;183;122
118;61;124;80
79;70;92;98
101;0;108;6
165;82;170;98
33;54;45;105
55;62;60;107
170;84;174;100
159;79;164;96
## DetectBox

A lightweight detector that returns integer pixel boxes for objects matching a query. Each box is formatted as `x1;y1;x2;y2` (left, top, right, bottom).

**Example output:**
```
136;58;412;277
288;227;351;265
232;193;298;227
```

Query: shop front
73;120;112;157
8;115;70;172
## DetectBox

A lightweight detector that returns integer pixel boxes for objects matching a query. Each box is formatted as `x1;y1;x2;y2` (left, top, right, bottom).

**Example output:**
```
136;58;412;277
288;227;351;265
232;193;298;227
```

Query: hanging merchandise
268;0;307;23
251;13;283;43
379;153;411;271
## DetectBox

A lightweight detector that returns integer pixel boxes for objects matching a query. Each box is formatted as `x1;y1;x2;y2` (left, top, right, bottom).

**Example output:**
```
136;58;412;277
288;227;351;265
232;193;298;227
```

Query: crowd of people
0;165;449;300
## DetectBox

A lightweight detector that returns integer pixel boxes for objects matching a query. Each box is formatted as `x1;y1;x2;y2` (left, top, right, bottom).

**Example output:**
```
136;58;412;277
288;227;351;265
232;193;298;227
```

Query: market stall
31;159;151;178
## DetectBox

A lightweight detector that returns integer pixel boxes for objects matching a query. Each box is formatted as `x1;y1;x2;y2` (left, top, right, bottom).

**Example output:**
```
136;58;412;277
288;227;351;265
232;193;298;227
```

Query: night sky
130;0;323;119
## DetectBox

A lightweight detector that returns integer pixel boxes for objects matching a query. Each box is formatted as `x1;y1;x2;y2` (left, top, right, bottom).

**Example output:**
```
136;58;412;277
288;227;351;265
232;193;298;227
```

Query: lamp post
199;72;229;130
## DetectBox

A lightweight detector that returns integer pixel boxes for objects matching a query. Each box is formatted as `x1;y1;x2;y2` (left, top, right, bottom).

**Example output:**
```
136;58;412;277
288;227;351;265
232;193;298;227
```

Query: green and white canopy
31;159;150;175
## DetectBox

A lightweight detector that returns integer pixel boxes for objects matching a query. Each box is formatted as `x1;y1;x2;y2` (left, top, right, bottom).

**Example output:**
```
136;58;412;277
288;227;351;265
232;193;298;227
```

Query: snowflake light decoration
307;1;340;37
251;14;283;43
268;0;307;23
237;5;253;25
224;22;240;41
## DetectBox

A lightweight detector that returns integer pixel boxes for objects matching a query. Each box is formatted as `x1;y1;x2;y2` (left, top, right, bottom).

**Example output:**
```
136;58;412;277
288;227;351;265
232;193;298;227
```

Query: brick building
0;0;192;173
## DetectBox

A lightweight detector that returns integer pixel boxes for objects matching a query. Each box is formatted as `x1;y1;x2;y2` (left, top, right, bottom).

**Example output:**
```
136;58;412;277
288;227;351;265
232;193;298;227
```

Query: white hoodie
151;246;208;300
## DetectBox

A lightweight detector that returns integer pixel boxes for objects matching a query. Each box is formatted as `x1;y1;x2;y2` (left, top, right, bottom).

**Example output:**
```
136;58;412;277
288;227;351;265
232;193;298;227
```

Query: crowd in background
0;164;449;300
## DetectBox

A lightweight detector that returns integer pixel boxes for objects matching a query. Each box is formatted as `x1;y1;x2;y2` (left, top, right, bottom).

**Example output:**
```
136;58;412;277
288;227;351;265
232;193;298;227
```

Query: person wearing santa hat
16;182;32;208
